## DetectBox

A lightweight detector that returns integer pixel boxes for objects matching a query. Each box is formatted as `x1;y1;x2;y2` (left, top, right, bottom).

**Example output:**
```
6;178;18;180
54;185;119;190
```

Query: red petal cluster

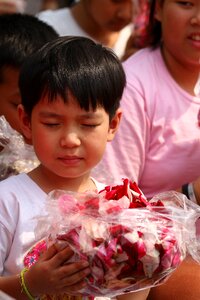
51;179;183;296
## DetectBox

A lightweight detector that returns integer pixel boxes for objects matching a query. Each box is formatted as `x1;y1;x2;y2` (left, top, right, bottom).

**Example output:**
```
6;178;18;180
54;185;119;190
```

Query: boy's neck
28;165;96;194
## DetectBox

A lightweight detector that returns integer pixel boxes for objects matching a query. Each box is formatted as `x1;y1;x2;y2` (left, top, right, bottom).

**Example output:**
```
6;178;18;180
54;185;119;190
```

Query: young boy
0;36;150;300
0;13;58;180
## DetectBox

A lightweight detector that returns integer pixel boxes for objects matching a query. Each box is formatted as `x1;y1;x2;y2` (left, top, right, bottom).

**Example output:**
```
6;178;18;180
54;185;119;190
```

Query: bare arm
117;289;150;300
0;275;27;300
176;176;200;206
0;244;90;299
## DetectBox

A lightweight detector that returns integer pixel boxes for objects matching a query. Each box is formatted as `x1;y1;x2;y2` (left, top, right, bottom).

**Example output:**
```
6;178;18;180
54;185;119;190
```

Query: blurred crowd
1;1;200;300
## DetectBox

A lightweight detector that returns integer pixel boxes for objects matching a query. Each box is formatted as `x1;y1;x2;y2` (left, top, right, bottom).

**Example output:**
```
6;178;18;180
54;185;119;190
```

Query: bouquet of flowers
32;179;200;298
0;116;39;180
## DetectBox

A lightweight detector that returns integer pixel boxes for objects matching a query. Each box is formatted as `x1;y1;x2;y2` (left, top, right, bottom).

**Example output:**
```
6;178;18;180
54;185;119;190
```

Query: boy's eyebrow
39;111;62;118
80;112;103;119
38;111;103;118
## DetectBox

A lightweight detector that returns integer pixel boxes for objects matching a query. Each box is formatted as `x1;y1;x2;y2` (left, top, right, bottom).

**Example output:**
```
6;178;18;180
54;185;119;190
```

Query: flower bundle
34;179;200;297
0;116;39;180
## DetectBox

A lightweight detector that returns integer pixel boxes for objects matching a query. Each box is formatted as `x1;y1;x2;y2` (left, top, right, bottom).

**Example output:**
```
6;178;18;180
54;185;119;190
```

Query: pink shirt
92;47;200;199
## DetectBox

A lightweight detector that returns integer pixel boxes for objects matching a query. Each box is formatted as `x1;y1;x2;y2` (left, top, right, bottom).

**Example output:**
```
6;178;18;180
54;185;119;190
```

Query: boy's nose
60;131;81;148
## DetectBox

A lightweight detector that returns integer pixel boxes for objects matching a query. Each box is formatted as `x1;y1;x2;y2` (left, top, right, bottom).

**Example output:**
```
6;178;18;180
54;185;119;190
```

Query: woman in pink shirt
92;1;200;298
93;0;200;202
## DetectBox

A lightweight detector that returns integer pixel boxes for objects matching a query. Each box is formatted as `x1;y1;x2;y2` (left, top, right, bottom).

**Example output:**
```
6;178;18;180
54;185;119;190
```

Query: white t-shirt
0;173;105;276
92;47;200;199
37;8;132;59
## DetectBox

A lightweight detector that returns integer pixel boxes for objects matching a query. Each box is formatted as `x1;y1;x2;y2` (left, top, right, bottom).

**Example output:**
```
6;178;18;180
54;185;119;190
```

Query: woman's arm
176;176;200;206
117;289;150;300
147;257;200;300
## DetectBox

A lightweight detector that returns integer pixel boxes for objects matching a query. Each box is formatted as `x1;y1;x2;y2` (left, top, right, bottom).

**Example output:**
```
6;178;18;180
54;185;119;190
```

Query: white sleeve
0;194;18;275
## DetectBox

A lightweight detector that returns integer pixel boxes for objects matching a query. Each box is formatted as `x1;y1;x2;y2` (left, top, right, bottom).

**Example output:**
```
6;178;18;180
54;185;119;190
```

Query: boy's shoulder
0;173;28;193
0;173;46;211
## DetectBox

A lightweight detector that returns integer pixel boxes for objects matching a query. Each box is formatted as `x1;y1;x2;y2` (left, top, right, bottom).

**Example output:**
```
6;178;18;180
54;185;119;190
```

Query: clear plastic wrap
32;179;200;298
0;116;39;180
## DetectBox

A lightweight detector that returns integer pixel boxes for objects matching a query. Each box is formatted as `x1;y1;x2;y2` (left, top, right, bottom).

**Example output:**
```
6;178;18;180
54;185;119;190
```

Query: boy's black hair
19;36;126;119
0;13;58;82
144;0;164;48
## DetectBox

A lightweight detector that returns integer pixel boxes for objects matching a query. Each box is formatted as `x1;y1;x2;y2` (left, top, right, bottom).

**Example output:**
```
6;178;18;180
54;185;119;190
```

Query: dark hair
19;36;126;119
0;13;58;82
144;0;164;48
60;0;76;7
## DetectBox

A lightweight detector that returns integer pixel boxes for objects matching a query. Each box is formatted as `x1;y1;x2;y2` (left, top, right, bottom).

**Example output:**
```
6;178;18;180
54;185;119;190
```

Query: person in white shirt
37;0;137;59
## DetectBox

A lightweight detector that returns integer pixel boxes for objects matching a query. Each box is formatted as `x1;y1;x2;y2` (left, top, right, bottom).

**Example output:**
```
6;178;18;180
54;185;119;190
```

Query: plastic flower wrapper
0;115;39;180
32;179;200;299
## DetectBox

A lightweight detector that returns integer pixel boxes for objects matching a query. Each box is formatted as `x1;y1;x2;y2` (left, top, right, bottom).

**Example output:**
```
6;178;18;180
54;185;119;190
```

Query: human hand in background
193;176;200;205
178;176;200;206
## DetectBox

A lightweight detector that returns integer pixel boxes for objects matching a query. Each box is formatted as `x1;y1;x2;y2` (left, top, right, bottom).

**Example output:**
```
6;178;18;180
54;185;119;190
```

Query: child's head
18;36;126;184
19;36;126;120
0;13;58;133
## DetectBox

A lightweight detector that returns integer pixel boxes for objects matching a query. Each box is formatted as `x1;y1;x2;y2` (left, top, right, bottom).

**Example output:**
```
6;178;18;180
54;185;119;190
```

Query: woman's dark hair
144;0;164;48
0;13;58;72
19;36;126;119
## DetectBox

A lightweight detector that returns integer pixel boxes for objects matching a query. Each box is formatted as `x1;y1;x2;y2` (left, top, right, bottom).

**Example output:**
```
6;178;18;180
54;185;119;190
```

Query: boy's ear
17;104;32;143
154;0;162;22
107;108;122;142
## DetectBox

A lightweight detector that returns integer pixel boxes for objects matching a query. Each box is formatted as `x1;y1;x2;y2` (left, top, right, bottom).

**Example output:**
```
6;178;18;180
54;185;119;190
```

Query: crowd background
0;0;75;15
0;1;200;300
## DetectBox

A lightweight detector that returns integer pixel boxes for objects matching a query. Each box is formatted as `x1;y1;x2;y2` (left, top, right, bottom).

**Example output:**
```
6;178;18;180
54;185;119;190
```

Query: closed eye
82;124;100;128
177;1;193;7
43;123;60;127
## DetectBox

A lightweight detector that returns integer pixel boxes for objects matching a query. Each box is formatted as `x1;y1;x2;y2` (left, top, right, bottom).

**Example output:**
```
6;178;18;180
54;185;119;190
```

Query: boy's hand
24;243;90;297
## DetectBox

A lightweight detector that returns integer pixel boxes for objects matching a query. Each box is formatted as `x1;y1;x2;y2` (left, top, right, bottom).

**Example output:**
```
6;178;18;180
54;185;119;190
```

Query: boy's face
0;67;22;133
18;93;121;181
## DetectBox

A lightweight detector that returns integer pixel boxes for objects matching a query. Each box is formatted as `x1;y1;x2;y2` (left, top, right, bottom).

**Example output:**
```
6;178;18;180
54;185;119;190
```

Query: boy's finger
45;245;74;267
62;279;88;295
60;265;90;286
61;260;90;277
39;243;72;262
38;243;58;261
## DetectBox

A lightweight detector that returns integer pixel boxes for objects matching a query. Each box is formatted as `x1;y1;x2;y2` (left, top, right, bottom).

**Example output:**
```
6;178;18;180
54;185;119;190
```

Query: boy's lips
58;156;83;165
